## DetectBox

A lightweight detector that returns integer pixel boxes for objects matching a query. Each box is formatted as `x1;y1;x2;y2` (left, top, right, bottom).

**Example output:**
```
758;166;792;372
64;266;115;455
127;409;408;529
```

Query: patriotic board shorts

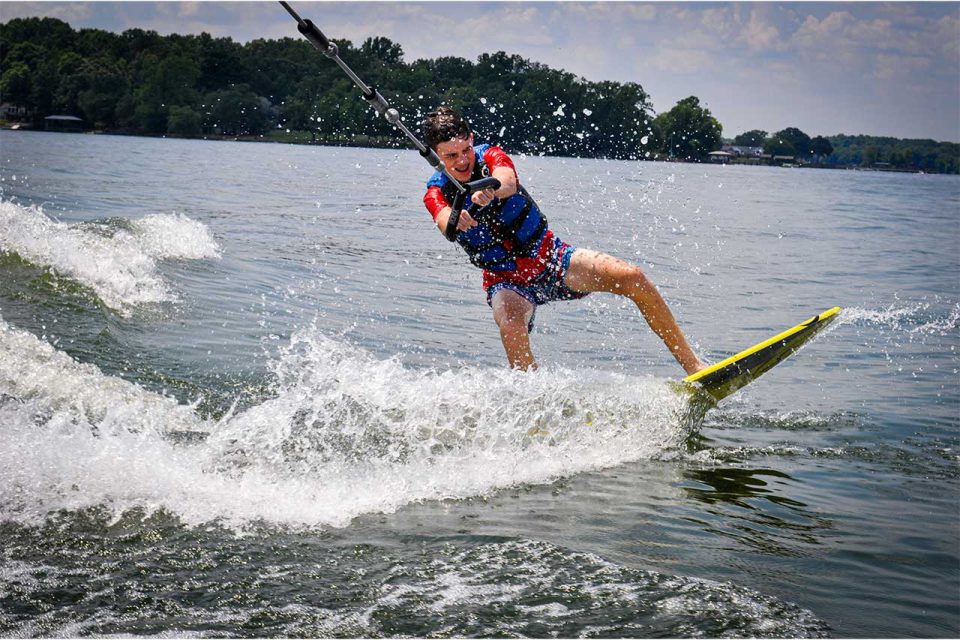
485;236;589;332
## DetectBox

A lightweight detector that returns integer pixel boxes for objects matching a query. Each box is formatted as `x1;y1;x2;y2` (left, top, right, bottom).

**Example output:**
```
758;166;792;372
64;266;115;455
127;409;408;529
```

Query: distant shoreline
2;126;941;175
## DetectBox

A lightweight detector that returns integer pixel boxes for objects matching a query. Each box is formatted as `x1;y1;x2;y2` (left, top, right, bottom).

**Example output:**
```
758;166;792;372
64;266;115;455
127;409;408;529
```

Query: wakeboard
683;307;841;402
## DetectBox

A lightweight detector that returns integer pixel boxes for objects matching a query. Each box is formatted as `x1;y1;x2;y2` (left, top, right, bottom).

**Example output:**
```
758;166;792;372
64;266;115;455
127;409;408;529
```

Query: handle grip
298;19;336;56
466;177;501;193
443;177;502;242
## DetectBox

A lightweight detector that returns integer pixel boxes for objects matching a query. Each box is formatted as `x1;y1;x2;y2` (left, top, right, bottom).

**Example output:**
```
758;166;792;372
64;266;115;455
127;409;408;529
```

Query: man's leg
564;249;706;375
491;288;537;370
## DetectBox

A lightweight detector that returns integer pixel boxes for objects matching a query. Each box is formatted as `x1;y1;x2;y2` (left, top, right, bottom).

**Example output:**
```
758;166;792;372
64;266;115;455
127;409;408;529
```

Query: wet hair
422;106;471;149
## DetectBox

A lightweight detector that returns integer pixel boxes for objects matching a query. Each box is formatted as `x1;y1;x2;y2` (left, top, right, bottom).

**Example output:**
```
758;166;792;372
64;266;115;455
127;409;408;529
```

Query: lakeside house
725;145;764;157
709;144;797;166
44;115;85;132
708;150;736;162
1;103;29;122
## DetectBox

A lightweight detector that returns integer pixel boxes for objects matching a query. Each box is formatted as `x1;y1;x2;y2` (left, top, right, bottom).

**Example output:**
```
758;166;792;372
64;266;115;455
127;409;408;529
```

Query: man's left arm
473;146;519;207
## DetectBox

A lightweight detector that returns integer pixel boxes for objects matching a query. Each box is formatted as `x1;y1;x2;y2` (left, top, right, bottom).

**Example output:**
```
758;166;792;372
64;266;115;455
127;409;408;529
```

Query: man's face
435;134;475;181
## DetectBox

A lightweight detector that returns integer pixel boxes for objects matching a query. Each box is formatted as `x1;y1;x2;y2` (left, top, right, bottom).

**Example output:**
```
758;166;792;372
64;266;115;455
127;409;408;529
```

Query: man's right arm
424;186;477;235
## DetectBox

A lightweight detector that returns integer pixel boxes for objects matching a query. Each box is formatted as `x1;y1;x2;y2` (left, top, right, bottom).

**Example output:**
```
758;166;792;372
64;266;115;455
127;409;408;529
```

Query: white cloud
737;10;782;52
647;46;715;75
0;1;92;24
178;3;200;19
874;52;931;82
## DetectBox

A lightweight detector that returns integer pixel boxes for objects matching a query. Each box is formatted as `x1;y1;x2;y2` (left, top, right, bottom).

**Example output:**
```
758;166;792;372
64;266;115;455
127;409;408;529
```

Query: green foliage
1;16;956;173
733;129;766;146
766;127;812;158
361;36;404;66
652;96;722;161
202;84;269;136
826;135;958;173
0;16;656;159
810;135;833;160
167;105;202;136
0;61;31;106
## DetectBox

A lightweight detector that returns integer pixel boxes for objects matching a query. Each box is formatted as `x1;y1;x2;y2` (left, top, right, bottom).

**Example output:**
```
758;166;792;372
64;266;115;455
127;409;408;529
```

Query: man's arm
472;146;519;207
425;185;477;235
434;205;477;234
491;165;517;199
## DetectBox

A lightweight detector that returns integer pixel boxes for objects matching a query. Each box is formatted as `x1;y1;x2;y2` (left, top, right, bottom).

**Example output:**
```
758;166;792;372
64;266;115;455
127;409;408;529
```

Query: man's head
423;106;475;181
423;106;470;149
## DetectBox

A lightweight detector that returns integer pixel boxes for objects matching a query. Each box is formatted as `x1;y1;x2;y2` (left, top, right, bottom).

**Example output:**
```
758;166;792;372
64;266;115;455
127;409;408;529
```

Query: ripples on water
0;130;957;637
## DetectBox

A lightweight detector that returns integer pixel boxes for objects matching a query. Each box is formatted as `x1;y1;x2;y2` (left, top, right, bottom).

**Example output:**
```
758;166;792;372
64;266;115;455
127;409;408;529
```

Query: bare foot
686;360;709;376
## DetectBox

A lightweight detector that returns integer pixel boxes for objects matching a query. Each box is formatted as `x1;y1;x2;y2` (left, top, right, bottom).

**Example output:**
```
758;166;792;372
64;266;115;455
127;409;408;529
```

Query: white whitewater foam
0;314;215;523
131;212;221;261
195;322;695;528
840;302;960;336
0;200;220;314
0;316;693;530
375;539;828;637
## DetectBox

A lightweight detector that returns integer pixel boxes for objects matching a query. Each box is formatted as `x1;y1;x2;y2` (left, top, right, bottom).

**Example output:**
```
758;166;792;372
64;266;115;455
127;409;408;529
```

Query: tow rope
279;1;500;241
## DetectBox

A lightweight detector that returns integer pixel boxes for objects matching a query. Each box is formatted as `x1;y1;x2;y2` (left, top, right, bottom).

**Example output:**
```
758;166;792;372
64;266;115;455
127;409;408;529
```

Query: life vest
438;146;548;272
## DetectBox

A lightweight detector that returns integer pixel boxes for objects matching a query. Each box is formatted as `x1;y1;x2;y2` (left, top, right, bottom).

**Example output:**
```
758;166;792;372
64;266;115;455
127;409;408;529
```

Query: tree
76;58;128;127
0;62;32;107
202;84;269;136
196;32;247;92
416;56;474;86
652;96;722;161
0;17;75;58
360;36;404;66
810;136;833;162
167;105;202;135
733;129;767;146
769;127;812;159
132;54;201;133
763;135;794;156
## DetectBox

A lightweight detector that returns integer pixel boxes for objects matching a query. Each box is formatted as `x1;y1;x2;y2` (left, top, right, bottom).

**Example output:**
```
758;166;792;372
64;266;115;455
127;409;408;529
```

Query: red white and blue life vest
424;144;548;272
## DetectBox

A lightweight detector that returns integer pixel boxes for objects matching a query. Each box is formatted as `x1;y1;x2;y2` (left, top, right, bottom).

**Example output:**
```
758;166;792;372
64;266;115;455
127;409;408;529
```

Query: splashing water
0;315;698;530
0;200;220;314
838;301;960;336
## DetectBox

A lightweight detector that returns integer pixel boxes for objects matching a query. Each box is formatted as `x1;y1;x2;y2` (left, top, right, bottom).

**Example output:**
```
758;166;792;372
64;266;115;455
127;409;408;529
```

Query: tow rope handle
444;177;501;241
279;1;470;198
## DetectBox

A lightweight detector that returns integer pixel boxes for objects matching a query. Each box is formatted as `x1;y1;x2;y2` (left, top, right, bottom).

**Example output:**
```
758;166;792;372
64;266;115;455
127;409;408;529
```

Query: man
422;106;706;375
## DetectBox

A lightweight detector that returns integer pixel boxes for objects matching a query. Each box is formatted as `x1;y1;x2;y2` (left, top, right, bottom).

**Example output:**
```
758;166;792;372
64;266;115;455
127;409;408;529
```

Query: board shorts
485;236;589;332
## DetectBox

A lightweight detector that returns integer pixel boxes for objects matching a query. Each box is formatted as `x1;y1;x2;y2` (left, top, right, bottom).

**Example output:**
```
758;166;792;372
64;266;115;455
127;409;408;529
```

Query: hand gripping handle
443;177;502;242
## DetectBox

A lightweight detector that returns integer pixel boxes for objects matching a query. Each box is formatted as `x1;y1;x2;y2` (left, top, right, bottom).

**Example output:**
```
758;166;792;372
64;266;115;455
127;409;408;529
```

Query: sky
3;1;959;142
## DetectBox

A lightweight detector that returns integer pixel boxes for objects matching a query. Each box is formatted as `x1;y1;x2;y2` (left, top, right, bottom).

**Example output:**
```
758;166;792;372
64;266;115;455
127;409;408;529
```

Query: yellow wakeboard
684;307;841;402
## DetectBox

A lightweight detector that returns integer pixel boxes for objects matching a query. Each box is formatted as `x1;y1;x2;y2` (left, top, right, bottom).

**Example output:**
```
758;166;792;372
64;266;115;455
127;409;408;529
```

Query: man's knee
494;306;529;334
622;264;656;297
492;292;532;333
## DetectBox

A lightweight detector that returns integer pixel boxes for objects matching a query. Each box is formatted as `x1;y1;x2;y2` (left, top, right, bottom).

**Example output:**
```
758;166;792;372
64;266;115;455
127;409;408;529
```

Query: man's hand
436;206;478;235
471;187;496;208
454;209;477;232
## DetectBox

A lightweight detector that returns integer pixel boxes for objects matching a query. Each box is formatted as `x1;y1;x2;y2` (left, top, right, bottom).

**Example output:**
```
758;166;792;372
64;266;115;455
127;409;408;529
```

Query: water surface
1;130;957;637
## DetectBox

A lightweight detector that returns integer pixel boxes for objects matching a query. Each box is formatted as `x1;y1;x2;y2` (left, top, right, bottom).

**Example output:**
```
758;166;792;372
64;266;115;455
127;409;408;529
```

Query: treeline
733;128;958;174
1;17;957;173
826;134;957;174
0;17;657;159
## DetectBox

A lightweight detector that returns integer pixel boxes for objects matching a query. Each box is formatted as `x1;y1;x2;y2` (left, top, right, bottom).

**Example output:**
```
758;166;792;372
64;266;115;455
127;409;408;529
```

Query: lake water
1;129;957;637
